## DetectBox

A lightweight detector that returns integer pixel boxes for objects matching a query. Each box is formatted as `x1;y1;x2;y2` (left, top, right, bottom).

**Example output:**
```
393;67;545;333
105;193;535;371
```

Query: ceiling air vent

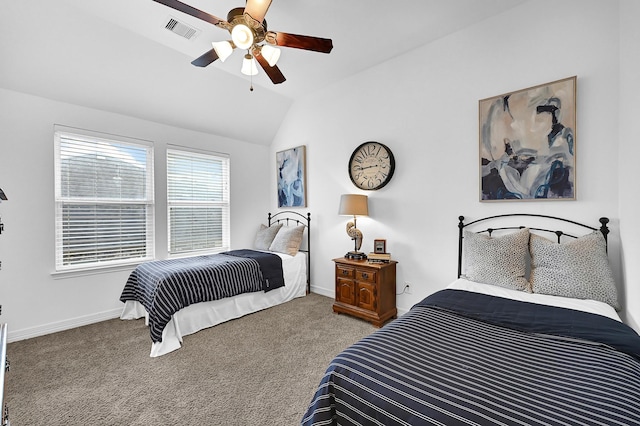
164;17;200;40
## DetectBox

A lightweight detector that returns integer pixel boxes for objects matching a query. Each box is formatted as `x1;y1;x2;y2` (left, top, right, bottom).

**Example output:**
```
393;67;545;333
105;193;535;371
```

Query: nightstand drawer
336;265;355;278
356;269;376;283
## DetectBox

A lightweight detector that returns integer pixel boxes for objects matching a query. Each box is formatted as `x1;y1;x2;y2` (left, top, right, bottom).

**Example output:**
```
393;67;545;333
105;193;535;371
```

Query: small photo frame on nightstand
374;239;387;254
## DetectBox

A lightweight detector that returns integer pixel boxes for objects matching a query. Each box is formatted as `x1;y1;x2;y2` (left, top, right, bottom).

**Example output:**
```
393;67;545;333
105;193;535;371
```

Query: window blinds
54;129;154;270
167;148;230;255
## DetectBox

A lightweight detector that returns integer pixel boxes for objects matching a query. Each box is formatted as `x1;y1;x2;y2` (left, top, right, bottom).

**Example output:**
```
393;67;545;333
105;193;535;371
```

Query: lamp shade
338;194;368;216
260;44;281;67
231;24;254;50
212;41;234;62
241;54;259;75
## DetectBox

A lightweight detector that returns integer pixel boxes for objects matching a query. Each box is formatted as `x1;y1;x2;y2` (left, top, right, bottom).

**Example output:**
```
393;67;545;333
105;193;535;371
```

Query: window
54;127;154;271
167;147;230;255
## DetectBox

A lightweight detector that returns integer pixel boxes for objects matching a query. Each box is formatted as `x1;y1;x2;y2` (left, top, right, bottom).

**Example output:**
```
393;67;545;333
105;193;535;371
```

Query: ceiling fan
153;0;334;85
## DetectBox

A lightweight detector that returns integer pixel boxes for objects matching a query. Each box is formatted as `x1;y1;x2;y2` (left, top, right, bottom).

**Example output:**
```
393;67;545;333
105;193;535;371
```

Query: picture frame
276;145;306;208
374;239;387;254
479;76;576;201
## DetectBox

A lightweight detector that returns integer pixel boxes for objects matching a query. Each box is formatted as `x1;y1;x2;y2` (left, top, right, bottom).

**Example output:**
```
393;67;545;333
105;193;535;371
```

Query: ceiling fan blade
272;32;333;53
254;52;286;84
152;0;225;26
191;48;219;67
244;0;272;23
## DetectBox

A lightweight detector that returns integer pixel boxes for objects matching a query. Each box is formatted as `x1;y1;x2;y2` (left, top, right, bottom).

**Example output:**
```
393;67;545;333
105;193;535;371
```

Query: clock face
348;142;395;190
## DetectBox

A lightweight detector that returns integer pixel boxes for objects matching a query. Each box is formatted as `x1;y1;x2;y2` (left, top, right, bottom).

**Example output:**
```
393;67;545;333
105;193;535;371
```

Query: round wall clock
348;141;396;190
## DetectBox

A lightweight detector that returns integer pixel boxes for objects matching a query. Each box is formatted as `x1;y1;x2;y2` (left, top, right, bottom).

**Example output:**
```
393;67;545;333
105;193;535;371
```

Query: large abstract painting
276;145;306;207
479;76;576;201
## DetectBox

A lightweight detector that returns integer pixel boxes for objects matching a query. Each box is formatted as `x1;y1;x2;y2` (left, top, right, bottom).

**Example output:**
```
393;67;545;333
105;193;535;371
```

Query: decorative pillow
254;223;282;250
529;231;619;310
463;228;530;291
269;225;305;256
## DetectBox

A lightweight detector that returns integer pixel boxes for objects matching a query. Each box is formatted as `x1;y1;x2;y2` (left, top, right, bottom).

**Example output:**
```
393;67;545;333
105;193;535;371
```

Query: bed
120;211;310;357
302;214;640;426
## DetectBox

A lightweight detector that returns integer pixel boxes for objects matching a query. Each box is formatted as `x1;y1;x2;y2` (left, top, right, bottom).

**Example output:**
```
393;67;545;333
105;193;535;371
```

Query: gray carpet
5;293;376;425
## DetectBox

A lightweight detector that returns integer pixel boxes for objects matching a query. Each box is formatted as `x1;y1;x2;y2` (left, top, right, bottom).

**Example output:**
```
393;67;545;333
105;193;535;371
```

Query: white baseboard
7;308;123;343
310;284;333;299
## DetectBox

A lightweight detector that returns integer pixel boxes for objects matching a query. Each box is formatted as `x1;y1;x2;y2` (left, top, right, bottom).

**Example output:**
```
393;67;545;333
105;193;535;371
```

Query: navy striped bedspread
302;289;640;426
120;250;283;343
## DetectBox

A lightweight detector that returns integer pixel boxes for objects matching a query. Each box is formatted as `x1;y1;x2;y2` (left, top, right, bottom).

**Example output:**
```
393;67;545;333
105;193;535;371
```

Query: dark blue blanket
416;289;640;360
120;250;285;343
302;289;640;426
224;249;284;292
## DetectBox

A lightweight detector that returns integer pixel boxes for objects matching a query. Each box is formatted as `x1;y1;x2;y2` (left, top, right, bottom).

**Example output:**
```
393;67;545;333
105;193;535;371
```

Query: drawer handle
362;273;369;279
341;269;349;275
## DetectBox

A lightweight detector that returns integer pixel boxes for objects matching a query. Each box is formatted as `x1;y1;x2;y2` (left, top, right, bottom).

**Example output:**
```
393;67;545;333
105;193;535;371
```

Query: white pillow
529;231;619;310
253;223;282;251
463;228;530;292
269;225;305;256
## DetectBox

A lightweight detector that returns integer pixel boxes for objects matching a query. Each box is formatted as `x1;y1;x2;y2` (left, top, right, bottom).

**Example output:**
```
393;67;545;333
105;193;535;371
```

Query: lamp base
345;251;367;260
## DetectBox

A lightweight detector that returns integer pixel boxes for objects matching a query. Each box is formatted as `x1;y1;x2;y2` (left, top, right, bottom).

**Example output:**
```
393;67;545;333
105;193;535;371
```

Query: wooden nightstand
332;257;397;327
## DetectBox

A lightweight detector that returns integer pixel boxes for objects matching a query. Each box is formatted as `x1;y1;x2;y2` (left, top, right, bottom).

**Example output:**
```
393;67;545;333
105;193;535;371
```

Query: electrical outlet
404;282;412;294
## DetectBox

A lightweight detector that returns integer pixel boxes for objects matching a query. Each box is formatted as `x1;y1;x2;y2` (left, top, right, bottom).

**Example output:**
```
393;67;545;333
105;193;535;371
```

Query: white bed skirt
120;251;307;357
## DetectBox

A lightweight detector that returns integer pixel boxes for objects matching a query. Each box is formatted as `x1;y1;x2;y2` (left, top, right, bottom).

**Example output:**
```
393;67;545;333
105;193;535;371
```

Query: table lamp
338;194;368;260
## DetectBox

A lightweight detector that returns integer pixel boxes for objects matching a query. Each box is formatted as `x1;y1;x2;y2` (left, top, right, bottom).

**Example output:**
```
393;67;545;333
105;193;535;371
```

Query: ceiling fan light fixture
212;41;234;62
260;44;281;67
241;54;259;76
231;24;254;50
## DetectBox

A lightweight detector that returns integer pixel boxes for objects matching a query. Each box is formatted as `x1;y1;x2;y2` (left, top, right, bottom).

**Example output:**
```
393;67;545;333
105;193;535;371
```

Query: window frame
53;126;155;273
166;145;230;257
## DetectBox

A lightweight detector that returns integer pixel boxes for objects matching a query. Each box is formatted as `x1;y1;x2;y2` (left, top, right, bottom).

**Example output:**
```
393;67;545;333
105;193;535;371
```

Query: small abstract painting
276;145;306;207
479;76;576;201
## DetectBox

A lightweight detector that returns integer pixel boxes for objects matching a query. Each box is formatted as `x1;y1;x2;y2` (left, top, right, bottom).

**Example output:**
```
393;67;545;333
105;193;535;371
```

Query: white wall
272;0;637;325
619;0;640;331
0;88;271;340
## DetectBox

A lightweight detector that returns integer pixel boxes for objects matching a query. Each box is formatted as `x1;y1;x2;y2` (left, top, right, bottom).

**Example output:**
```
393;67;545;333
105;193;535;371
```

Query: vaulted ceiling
0;0;526;145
